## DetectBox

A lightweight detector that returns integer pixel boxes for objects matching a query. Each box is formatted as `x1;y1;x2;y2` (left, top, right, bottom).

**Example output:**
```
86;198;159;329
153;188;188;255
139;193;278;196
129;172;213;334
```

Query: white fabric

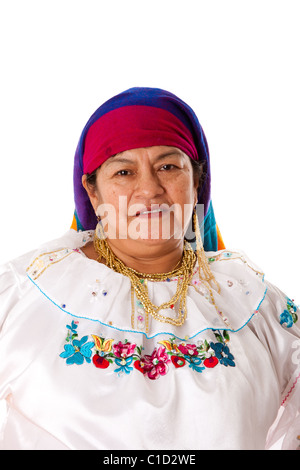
0;229;299;450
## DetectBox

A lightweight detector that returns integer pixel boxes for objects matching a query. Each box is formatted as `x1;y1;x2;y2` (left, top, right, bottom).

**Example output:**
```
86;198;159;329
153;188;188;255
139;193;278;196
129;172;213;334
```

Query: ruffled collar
26;230;267;340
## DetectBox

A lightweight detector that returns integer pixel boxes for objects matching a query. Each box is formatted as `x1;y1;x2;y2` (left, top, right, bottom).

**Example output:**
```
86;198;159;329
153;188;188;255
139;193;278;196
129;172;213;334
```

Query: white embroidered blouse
0;229;299;450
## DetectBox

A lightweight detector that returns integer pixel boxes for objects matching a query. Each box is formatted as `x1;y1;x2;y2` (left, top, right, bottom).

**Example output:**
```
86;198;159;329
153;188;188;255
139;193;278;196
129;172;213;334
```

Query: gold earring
94;216;110;263
193;208;220;293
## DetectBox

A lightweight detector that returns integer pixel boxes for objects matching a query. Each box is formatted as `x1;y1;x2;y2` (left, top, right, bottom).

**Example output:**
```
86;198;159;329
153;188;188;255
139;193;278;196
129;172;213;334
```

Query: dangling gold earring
193;208;220;293
94;215;110;264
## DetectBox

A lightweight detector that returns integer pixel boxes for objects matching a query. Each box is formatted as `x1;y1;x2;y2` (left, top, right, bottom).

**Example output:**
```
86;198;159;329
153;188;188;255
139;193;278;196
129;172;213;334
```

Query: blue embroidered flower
60;335;95;365
210;342;235;367
280;309;294;328
114;356;134;375
67;320;78;333
287;298;298;320
65;320;78;340
280;297;298;328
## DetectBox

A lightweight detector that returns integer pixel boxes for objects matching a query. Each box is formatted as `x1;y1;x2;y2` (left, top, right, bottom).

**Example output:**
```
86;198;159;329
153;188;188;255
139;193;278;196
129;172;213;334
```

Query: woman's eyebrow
154;150;184;161
105;149;183;167
105;157;135;166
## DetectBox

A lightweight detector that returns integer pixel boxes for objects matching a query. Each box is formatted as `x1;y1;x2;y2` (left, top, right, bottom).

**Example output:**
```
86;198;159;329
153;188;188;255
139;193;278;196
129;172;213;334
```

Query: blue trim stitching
27;274;268;342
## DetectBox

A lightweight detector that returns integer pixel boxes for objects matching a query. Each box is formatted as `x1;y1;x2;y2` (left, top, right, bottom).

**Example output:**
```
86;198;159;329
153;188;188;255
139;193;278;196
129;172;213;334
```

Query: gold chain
94;229;196;330
93;211;221;332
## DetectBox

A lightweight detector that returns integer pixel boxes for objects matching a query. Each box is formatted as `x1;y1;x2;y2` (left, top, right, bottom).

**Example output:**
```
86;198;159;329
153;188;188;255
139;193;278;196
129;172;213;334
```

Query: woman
0;87;299;450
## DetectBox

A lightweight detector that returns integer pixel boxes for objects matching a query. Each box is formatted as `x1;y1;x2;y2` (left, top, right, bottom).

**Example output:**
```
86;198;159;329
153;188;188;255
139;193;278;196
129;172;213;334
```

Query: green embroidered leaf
214;333;222;343
223;330;230;342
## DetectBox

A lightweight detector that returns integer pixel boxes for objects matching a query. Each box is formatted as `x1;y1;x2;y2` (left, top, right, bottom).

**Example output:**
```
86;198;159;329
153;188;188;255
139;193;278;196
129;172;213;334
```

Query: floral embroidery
280;297;298;328
60;321;95;365
59;323;235;379
113;340;137;375
208;252;232;263
138;347;170;379
210;342;235;367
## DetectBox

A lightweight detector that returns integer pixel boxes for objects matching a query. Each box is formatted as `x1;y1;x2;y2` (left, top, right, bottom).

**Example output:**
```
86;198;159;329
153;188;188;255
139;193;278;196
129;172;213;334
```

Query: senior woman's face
84;146;198;248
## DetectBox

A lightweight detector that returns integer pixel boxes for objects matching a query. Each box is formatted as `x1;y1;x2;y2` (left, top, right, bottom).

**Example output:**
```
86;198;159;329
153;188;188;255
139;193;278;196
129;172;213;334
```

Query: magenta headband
83;105;198;174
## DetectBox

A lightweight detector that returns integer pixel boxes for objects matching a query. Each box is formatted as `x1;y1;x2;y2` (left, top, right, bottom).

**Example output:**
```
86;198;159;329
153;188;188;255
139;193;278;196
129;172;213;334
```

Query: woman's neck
81;238;185;274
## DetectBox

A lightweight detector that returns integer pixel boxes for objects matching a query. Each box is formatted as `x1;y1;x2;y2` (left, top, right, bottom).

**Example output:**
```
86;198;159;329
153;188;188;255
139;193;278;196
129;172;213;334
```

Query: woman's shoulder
204;247;266;297
205;248;264;274
207;248;299;331
0;230;95;286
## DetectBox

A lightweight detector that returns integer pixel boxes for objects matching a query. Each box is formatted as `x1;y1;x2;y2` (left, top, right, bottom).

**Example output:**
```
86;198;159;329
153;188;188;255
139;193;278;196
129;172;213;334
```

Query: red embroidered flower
171;356;186;368
133;360;145;373
92;354;110;369
113;341;136;358
203;356;219;368
140;347;171;380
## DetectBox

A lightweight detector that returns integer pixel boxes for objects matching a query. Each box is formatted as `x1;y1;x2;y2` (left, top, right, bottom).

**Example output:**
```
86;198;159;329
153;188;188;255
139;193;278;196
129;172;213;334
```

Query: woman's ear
193;185;198;208
82;175;100;212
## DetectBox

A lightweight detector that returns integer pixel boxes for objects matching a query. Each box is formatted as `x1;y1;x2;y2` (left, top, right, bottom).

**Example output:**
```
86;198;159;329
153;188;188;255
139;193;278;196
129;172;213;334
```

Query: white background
0;0;299;447
0;0;299;297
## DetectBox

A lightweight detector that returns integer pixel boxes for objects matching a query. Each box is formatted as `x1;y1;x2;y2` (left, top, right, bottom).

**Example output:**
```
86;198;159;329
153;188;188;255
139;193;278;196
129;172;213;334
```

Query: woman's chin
108;233;183;254
128;227;183;243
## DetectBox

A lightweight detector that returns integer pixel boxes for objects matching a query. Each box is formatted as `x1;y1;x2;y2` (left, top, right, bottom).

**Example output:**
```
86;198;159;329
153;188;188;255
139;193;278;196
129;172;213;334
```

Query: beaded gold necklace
94;232;196;330
93;211;221;333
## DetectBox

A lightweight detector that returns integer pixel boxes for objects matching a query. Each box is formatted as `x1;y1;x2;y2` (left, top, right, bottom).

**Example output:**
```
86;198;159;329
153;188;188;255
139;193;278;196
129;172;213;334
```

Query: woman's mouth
135;206;168;218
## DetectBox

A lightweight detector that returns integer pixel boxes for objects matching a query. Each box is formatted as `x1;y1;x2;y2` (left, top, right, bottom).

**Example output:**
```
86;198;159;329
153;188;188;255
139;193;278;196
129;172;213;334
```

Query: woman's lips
136;208;162;218
134;205;169;218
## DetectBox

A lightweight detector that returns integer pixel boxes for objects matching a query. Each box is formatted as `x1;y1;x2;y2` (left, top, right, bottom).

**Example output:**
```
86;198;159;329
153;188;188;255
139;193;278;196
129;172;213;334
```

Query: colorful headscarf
72;87;224;252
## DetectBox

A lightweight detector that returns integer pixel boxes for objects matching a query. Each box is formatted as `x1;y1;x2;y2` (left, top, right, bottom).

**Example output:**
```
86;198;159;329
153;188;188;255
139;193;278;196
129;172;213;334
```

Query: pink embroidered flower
113;341;136;358
178;343;198;356
141;347;171;380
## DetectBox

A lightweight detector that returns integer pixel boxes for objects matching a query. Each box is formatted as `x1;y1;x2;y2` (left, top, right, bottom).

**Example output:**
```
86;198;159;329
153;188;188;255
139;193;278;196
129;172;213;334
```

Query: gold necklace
93;232;196;331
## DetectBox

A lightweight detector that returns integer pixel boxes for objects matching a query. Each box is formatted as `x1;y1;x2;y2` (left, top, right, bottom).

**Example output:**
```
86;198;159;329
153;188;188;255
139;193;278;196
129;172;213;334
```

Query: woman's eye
161;164;176;171
116;169;130;176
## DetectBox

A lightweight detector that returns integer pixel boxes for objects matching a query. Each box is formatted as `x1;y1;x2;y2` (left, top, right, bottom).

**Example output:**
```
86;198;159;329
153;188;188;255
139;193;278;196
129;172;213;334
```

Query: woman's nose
134;169;165;199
